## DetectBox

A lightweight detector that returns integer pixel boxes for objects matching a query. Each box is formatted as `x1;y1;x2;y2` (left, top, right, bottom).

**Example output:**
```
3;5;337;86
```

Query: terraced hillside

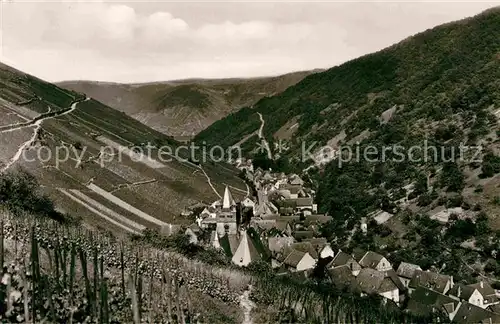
0;62;247;235
58;70;320;137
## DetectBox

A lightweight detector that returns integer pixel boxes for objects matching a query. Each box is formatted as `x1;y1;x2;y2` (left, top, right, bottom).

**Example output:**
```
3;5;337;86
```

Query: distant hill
58;70;321;138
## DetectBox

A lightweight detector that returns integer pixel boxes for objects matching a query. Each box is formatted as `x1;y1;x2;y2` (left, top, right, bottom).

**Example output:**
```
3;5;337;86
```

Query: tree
480;152;500;178
439;162;464;192
0;170;69;222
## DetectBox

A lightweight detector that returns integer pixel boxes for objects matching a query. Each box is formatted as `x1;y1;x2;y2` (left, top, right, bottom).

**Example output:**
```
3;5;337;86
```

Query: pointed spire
231;230;260;267
222;185;236;210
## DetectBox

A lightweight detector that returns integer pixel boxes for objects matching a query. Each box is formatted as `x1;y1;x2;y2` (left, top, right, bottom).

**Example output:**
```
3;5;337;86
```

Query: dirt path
0;98;89;173
0;97;88;134
58;188;142;235
199;165;221;198
239;285;255;324
86;183;168;227
223;183;248;195
257;112;272;159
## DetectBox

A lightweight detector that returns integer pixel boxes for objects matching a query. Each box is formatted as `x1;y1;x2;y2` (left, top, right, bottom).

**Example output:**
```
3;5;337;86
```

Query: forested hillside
197;8;500;279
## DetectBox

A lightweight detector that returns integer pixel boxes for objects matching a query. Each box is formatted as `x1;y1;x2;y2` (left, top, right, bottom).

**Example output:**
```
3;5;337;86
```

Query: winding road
256;112;272;159
0;97;90;173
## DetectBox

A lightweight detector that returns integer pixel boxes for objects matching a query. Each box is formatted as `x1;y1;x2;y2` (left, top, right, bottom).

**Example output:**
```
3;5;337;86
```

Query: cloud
1;1;498;82
196;21;273;42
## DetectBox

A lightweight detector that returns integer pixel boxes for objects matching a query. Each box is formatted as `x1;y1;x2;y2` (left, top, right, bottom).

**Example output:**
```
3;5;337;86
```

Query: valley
1;3;500;323
58;70;320;138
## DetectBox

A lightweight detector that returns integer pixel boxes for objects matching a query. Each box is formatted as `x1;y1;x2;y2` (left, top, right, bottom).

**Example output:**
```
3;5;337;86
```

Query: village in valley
181;157;500;323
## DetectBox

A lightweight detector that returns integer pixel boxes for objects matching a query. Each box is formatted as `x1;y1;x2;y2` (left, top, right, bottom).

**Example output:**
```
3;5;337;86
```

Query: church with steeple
200;185;239;236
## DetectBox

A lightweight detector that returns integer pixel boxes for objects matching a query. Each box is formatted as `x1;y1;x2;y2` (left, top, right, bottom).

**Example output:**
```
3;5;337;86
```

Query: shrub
480;152;500;178
446;195;463;208
0;170;71;223
439;162;464;192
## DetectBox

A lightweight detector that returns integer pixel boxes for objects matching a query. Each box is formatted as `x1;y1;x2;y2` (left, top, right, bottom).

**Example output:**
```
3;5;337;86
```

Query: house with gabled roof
282;249;316;272
328;264;356;291
408;270;453;295
281;197;317;215
450;301;500;324
405;286;459;320
357;251;393;272
355;268;401;304
303;214;333;227
292;230;315;241
251;219;293;239
241;197;255;209
304;238;334;259
469;282;499;308
278;183;305;199
327;251;362;276
290;242;319;260
449;281;499;309
396;262;422;288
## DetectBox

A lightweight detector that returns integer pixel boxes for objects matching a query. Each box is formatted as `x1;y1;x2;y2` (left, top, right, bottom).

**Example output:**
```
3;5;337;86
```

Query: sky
0;1;498;83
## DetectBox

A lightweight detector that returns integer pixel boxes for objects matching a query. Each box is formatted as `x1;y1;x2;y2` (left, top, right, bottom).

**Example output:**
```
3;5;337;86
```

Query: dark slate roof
328;251;357;268
408;270;452;294
358;251;385;269
283;249;307;268
291;242;319;259
385;269;406;292
468;282;496;299
328;265;356;290
293;231;315;241
452;302;499;324
396;262;422;279
279;207;295;215
303;215;333;226
219;233;239;257
280;200;297;208
356;268;387;294
448;284;477;301
487;303;500;314
304;237;328;250
352;248;367;262
406;286;458;317
294;197;313;207
247;227;271;260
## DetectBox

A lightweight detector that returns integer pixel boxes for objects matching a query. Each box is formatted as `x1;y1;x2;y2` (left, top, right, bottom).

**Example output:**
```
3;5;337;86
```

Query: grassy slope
57;70;321;137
